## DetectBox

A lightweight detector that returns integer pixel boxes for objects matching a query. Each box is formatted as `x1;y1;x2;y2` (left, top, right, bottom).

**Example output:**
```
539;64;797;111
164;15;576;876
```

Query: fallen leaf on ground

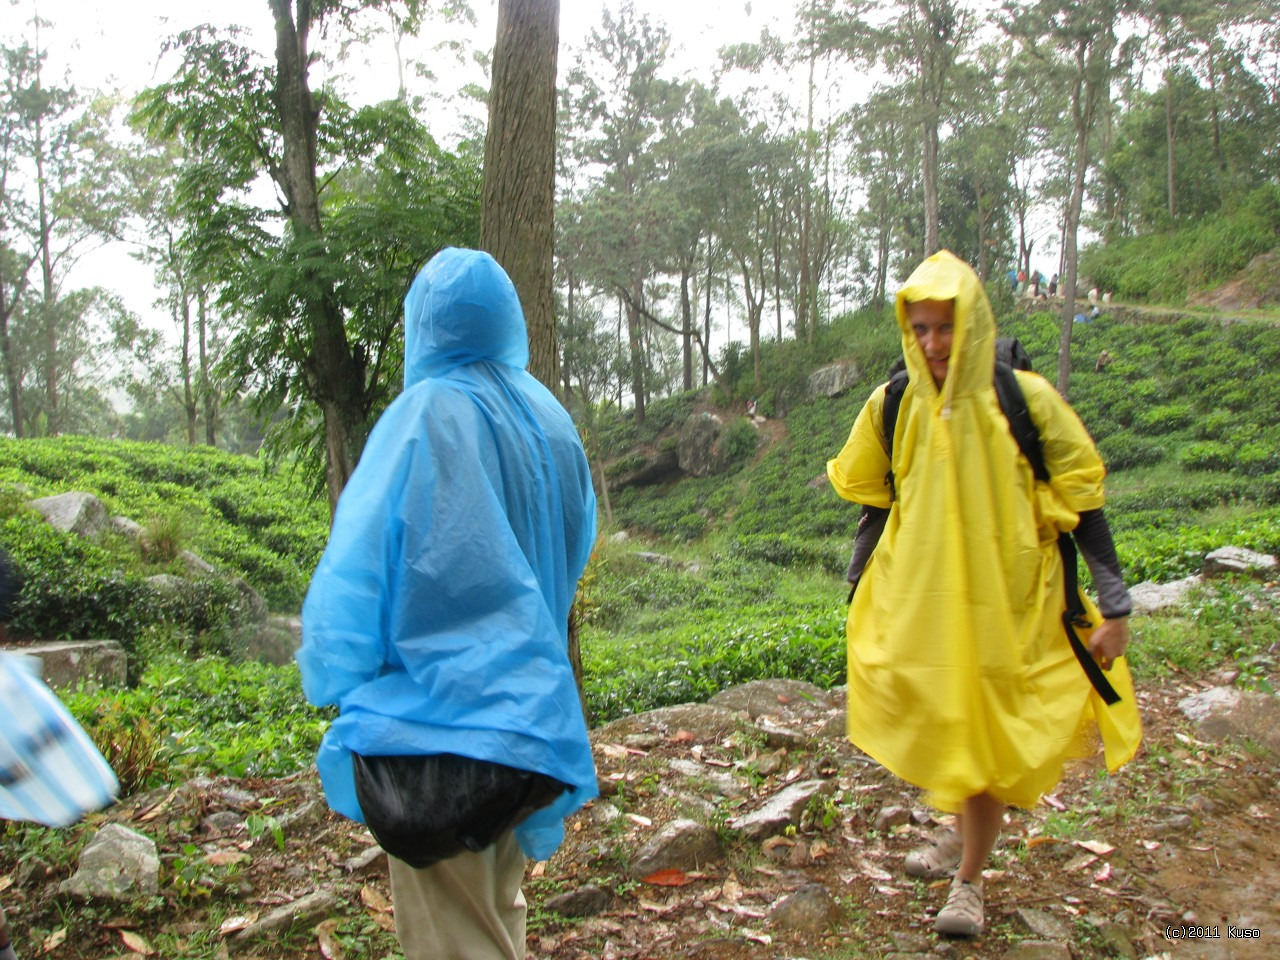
119;930;155;956
361;884;393;913
218;915;257;936
641;868;690;886
206;850;252;866
626;813;652;827
1075;840;1115;855
1093;862;1113;882
41;928;67;953
315;918;345;960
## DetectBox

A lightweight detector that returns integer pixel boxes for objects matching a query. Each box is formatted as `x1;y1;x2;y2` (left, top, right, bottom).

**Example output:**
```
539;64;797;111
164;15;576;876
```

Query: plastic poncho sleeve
827;383;892;508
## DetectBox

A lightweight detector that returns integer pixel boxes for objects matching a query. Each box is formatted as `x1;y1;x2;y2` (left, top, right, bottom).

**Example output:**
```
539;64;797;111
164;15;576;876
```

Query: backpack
846;337;1120;704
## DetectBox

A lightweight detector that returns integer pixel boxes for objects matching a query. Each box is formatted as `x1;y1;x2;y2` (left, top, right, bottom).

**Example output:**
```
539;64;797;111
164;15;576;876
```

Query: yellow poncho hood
827;250;1141;811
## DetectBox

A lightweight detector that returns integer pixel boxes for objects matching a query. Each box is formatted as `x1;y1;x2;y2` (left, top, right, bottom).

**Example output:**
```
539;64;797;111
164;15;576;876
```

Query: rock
1178;686;1280;755
1202;546;1277;579
888;931;931;954
629;818;723;878
1151;814;1194;837
1000;942;1072;960
874;805;911;831
228;576;269;624
241;615;301;666
634;551;683;568
767;883;838;934
677;412;729;478
609;531;630;543
144;573;188;598
230;889;340;947
608;448;682;490
9;640;127;689
807;360;861;399
60;824;161;901
179;549;216;575
665;758;748;798
201;811;244;835
1013;906;1073;940
709;679;837;721
592;703;749;745
1092;921;1138;959
1128;575;1201;614
111;515;143;540
726;779;836;840
28;491;110;539
546;883;612;918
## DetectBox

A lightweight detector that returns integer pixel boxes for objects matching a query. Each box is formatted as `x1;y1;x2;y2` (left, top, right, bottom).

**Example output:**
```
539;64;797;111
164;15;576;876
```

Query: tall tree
481;0;560;391
1006;0;1137;396
0;27;123;437
135;3;479;513
820;0;973;258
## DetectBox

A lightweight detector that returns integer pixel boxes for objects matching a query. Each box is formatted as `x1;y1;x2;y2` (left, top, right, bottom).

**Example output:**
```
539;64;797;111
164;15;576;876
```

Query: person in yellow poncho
827;251;1142;937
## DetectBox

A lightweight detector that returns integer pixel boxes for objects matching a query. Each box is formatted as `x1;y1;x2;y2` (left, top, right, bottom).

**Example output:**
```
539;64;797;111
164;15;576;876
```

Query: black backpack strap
992;363;1048;482
1058;534;1122;705
881;370;909;501
992;366;1122;705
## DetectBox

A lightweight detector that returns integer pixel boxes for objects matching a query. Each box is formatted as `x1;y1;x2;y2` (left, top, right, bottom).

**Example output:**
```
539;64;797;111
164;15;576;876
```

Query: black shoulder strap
993;363;1048;482
992;366;1122;705
881;370;909;501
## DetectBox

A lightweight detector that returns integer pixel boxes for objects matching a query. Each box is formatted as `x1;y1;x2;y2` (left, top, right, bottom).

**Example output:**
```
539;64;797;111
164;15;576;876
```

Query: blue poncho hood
298;248;598;861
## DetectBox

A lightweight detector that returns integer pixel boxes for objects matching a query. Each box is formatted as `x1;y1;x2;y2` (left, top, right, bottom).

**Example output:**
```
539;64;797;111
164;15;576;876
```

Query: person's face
907;298;955;386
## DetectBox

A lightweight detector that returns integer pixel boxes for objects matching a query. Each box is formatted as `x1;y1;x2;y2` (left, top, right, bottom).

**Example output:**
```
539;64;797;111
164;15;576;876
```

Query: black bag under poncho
352;752;568;869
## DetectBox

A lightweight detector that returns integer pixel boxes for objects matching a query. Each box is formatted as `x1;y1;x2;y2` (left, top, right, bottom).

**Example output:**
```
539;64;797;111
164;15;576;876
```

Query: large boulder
677;412;728;477
11;641;127;689
807;360;861;399
28;492;110;539
607;448;682;490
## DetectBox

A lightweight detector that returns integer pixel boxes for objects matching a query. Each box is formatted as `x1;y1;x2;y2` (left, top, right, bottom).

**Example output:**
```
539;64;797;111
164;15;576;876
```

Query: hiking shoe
904;828;963;878
934;876;984;937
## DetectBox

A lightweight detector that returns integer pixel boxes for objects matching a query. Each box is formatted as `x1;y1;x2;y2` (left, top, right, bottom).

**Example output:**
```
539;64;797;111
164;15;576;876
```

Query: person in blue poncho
297;248;598;960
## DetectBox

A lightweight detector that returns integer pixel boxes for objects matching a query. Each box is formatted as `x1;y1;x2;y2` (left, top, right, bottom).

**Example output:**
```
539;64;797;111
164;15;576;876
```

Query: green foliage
719;416;761;467
0;435;327;622
64;655;332;785
584;604;845;723
1128;578;1280;679
1080;184;1280;303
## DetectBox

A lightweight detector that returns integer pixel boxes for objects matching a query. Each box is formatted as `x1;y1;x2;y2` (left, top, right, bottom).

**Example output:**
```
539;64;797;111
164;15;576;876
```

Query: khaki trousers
388;831;528;960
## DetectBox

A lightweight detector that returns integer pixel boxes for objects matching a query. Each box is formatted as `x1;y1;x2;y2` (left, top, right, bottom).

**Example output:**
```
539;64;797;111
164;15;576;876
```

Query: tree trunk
680;264;693;390
180;290;197;445
1164;71;1176;220
626;280;646;422
198;285;217;445
480;0;561;393
270;0;367;515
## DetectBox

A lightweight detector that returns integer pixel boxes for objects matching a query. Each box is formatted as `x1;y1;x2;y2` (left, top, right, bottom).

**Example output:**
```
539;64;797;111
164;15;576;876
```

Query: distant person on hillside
826;250;1141;937
1048;274;1058;297
297;248;597;960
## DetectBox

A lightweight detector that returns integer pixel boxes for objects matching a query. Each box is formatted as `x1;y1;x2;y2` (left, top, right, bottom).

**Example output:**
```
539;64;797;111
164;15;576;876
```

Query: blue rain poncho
297;248;598;862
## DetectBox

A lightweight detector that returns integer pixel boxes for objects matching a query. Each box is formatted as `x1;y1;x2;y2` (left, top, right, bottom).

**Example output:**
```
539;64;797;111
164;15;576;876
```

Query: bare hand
1088;617;1130;671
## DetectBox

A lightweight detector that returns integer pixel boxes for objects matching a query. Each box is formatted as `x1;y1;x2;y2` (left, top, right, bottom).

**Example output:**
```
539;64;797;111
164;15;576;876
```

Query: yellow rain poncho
827;251;1142;812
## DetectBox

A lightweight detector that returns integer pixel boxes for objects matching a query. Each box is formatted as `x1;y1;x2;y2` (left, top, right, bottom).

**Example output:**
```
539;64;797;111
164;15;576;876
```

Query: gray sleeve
1073;508;1131;618
847;505;889;585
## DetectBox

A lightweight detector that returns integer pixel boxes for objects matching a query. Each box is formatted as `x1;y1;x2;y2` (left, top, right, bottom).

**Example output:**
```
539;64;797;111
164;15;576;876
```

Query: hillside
1;283;1279;960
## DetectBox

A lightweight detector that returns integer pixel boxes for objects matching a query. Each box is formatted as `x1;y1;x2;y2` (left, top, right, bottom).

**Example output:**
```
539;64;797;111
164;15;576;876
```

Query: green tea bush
720;417;761;468
65;655;332;784
1178;441;1235;472
584;606;846;723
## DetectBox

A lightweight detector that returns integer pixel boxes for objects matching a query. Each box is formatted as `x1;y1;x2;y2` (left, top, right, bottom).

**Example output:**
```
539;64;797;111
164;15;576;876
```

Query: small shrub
138;512;189;562
1178;441;1235;473
719;417;760;468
